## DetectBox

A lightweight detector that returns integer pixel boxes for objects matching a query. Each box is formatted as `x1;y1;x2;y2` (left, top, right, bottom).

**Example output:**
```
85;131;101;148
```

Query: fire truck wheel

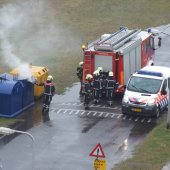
155;107;160;118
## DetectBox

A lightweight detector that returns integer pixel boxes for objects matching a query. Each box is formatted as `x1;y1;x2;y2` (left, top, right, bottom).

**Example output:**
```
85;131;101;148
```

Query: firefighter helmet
47;75;53;81
109;71;114;77
93;70;99;76
97;67;103;73
86;74;93;80
79;61;84;67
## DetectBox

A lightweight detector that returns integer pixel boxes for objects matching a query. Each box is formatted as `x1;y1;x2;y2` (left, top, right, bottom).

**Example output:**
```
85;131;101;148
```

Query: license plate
132;108;142;112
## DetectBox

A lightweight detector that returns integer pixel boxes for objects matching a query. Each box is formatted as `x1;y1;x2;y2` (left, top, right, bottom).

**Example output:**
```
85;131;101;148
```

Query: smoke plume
0;0;80;81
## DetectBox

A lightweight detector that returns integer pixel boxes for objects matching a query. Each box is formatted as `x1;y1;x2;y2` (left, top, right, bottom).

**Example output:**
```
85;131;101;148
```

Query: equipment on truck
122;66;170;118
81;27;161;97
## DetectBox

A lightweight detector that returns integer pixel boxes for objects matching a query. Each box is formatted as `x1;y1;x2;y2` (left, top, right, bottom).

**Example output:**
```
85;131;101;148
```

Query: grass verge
0;118;23;127
113;120;170;170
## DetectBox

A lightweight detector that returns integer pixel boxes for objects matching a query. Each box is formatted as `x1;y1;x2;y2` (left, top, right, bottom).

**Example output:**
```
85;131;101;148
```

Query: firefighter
97;66;108;101
84;74;93;109
92;70;101;104
106;71;117;106
76;61;84;95
100;73;108;101
97;67;103;79
36;75;55;121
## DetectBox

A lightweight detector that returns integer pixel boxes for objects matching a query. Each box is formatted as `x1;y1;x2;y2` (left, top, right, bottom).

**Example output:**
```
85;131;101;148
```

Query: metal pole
15;130;35;170
0;127;35;170
167;88;170;130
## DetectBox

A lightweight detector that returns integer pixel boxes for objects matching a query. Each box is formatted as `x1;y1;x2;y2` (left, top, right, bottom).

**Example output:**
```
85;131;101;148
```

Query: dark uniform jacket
76;66;83;80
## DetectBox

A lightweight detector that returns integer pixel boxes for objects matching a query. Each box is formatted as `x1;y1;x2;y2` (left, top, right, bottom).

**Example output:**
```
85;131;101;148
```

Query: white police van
122;66;170;118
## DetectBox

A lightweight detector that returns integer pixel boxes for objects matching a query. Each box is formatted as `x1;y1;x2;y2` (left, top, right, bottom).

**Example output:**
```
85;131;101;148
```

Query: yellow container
10;65;48;98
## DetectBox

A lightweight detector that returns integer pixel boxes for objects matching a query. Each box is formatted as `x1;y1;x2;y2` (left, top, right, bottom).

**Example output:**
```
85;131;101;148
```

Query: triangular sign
89;143;105;158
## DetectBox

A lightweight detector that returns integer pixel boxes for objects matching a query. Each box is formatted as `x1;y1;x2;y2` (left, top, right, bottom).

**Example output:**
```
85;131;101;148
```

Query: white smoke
0;0;81;81
0;1;36;80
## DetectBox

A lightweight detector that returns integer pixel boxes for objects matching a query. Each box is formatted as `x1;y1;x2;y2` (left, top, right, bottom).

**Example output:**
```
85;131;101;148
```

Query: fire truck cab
122;66;170;118
82;27;158;94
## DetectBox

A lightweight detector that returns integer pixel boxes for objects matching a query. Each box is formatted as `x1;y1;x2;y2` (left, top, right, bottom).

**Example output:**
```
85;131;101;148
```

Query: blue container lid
0;81;19;95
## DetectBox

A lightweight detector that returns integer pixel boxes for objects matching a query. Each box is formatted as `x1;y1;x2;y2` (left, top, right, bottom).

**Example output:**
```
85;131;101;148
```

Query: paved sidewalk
162;162;170;170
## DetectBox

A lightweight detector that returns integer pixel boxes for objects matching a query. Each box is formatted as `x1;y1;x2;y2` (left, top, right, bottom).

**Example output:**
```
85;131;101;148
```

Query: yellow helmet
86;74;93;80
47;75;53;81
109;71;114;77
79;61;84;67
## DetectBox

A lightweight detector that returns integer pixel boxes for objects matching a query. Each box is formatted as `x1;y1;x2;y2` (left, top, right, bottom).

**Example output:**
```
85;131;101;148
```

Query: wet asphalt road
0;83;159;170
0;24;170;170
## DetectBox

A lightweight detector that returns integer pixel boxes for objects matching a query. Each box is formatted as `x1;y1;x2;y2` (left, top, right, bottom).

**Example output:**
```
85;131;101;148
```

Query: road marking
99;112;104;117
135;118;139;122
87;111;92;116
63;109;68;114
147;119;152;123
129;117;132;121
93;112;97;116
69;110;74;115
117;114;122;119
105;113;110;117
56;109;62;114
57;102;122;111
52;108;154;123
123;116;127;120
74;110;80;115
110;114;115;118
141;118;145;123
81;111;85;115
113;106;119;109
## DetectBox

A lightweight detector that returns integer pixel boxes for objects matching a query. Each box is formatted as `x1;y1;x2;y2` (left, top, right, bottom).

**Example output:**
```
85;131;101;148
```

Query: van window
161;79;167;91
127;76;162;94
168;78;170;89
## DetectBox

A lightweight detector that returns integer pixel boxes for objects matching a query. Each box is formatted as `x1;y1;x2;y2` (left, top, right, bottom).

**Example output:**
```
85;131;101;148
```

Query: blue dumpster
0;73;34;118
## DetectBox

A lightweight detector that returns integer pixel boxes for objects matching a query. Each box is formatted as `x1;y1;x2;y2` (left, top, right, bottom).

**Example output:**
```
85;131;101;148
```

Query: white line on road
63;109;68;114
69;110;74;115
123;116;127;120
105;113;110;117
129;117;132;121
141;118;145;123
81;111;85;115
135;118;139;122
99;112;104;117
87;111;93;116
147;119;151;123
93;112;97;116
117;114;122;119
56;109;62;114
74;110;80;115
110;114;115;118
78;103;83;106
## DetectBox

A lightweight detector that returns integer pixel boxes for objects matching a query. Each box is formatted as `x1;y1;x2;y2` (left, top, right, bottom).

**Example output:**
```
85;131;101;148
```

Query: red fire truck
81;27;160;94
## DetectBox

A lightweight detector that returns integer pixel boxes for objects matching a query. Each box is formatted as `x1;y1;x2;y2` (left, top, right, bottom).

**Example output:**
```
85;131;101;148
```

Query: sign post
89;143;106;170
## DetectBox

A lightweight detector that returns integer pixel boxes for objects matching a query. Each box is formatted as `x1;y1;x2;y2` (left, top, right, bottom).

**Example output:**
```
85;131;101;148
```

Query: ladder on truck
87;27;127;50
94;28;141;51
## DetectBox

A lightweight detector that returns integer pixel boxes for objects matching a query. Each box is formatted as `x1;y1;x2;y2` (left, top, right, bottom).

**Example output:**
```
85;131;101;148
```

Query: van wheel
155;108;160;118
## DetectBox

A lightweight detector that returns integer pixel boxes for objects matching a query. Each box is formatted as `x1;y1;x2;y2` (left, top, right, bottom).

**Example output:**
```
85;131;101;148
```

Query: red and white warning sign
89;143;105;158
